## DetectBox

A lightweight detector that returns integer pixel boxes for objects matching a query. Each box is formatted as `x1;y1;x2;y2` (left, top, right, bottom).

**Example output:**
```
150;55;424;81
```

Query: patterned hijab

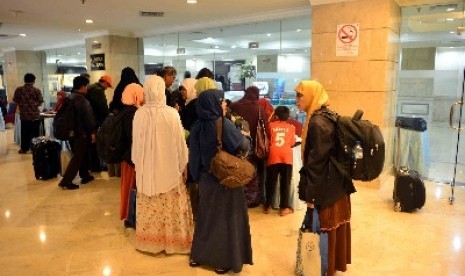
294;80;330;154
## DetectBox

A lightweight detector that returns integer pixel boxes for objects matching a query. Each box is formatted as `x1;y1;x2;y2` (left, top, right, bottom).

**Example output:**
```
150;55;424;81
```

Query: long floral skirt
135;182;194;255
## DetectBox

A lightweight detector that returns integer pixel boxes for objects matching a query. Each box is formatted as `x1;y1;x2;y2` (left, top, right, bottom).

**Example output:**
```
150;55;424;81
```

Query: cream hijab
132;75;188;196
194;77;216;96
182;78;197;104
294;80;330;155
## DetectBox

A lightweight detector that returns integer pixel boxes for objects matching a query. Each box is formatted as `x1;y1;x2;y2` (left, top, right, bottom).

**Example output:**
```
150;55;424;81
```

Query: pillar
4;50;46;105
310;0;401;188
85;34;144;104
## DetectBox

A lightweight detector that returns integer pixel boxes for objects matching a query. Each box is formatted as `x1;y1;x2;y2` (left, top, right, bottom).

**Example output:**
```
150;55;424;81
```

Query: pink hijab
122;83;144;108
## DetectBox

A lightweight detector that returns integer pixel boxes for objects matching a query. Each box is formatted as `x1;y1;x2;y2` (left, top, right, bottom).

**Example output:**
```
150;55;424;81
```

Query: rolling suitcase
393;123;426;212
32;137;61;180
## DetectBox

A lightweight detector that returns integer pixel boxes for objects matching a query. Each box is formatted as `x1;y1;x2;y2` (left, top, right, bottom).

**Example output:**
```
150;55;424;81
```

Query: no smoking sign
336;23;360;56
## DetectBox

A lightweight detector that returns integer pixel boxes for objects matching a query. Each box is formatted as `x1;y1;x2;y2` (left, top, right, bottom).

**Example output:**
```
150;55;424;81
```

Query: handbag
210;118;256;189
126;187;137;229
254;107;269;159
295;208;324;276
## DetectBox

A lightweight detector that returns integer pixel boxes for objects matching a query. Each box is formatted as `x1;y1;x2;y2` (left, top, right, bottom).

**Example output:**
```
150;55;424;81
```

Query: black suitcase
393;123;426;212
393;167;426;212
32;137;61;180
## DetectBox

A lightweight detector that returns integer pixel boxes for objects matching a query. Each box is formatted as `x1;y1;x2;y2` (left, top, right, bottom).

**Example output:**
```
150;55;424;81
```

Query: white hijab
132;75;188;196
182;78;197;104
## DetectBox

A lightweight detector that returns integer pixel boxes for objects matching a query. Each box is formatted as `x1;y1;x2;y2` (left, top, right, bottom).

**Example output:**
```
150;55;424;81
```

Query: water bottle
353;141;363;160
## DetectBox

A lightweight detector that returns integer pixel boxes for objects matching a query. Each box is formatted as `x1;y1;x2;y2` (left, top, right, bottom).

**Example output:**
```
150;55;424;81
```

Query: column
310;0;401;188
4;50;46;105
85;34;144;104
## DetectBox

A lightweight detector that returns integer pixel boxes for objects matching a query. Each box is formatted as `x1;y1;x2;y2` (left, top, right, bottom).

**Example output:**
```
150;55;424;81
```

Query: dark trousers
20;119;40;151
265;163;292;209
60;135;92;184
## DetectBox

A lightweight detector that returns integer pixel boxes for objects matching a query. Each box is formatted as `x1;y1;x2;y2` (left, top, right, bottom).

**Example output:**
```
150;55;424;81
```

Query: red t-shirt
267;120;296;166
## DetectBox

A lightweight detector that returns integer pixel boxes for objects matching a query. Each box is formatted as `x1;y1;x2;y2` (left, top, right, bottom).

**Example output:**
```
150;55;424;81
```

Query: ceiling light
187;0;197;3
446;18;454;21
267;33;271;37
93;40;99;43
450;31;455;34
214;45;219;49
447;8;455;11
19;33;26;37
231;45;237;49
296;29;302;32
85;19;93;24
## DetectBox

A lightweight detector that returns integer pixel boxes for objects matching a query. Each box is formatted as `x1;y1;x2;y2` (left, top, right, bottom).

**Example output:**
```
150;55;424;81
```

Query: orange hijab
294;80;330;155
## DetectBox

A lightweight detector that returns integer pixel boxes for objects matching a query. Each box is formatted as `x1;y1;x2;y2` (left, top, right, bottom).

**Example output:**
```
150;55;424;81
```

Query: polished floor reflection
0;128;464;276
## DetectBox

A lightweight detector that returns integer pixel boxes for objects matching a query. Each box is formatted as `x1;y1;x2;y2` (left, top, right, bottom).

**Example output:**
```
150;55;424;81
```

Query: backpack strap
312;108;351;178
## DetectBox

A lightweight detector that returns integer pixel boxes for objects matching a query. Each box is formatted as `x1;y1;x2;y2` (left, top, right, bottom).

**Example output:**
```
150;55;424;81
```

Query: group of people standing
12;65;355;275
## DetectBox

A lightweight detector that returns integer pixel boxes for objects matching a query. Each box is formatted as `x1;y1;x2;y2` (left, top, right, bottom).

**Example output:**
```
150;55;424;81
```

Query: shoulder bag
254;107;269;159
210;118;256;189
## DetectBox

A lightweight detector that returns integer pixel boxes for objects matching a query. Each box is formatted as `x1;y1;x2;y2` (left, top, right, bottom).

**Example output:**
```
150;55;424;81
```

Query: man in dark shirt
86;75;111;172
13;73;44;154
59;76;96;190
157;66;177;107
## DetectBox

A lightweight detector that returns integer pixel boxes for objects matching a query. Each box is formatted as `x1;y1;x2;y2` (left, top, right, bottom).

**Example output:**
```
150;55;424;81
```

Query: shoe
18;150;27;154
81;176;95;184
123;220;135;229
58;183;79;190
279;208;294;216
189;260;201;267
214;268;230;274
263;205;271;214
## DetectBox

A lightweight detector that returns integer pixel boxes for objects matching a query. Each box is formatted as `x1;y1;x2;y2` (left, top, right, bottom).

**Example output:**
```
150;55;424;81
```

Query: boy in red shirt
263;106;296;216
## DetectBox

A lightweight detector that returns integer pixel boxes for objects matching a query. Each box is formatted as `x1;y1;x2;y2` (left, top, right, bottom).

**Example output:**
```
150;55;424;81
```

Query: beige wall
311;0;401;188
4;50;45;103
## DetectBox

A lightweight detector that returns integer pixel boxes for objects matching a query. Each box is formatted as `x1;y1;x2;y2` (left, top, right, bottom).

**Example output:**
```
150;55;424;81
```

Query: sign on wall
336;23;359;56
90;53;105;71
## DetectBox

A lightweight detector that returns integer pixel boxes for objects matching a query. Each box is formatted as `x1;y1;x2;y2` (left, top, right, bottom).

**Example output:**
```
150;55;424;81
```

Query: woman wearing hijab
181;77;197;105
53;90;67;112
109;67;141;114
188;89;253;274
132;75;193;254
119;83;144;227
230;86;267;208
180;77;216;131
295;80;355;276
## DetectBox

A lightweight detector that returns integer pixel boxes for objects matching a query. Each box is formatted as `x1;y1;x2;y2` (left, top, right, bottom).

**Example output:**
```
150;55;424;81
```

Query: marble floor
1;128;465;276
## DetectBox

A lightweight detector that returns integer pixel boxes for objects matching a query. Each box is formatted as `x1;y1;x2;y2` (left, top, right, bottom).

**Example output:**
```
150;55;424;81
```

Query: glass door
398;3;465;204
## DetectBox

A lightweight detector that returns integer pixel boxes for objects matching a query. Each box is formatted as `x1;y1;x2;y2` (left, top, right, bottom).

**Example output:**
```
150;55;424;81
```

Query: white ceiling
0;0;464;65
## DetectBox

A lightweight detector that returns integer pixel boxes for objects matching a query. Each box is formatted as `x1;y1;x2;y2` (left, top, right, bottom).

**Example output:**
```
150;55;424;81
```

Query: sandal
189;260;201;267
214;268;230;274
279;208;294;216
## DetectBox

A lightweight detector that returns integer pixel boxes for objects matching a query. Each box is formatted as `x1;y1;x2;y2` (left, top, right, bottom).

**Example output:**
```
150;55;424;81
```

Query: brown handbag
210;118;256;189
254;107;269;159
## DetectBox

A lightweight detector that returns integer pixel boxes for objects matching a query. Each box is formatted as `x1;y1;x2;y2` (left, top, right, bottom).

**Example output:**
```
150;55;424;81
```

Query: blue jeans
302;208;328;276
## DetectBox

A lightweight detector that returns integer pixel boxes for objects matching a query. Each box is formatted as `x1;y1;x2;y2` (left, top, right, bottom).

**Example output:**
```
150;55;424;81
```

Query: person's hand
91;133;96;143
307;202;314;208
241;130;251;138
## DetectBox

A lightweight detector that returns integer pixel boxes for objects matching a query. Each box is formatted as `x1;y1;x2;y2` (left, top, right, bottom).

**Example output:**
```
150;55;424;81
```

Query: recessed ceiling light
86;19;93;24
187;0;197;3
19;33;26;37
296;29;302;32
231;45;237;49
214;45;219;49
93;40;99;43
447;8;455;11
446;18;454;21
267;33;271;37
450;31;455;34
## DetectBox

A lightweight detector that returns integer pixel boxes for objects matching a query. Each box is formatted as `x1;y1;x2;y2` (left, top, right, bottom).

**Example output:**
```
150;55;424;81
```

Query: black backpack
96;112;125;163
53;97;76;140
314;109;385;181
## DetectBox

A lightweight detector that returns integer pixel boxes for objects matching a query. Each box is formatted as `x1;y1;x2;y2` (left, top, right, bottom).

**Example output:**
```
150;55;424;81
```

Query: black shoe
81;176;95;184
189;260;201;267
214;268;230;274
58;183;79;190
18;150;27;154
